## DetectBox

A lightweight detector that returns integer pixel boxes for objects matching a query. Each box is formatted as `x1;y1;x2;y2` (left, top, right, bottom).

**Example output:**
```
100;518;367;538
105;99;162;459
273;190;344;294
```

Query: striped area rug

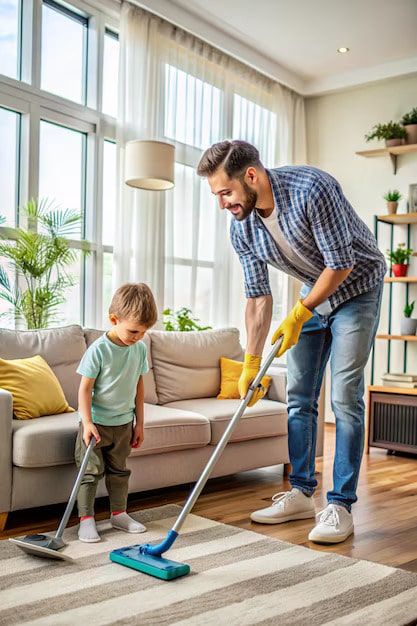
1;504;417;626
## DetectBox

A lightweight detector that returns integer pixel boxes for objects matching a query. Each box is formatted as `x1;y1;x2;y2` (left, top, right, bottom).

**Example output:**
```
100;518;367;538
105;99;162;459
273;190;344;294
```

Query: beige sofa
0;325;291;530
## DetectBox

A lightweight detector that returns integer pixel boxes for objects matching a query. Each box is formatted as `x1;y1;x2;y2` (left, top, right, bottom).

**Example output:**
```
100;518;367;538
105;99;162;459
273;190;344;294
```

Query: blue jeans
286;284;383;511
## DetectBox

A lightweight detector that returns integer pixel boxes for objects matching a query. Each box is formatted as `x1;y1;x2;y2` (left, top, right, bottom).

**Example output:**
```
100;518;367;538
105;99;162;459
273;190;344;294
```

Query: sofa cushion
149;328;243;405
12;404;210;467
84;329;158;405
0;325;86;409
130;404;210;458
164;397;287;444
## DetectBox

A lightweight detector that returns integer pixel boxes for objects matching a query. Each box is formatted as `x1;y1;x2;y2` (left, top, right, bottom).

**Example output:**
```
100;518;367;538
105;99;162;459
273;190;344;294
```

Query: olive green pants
75;422;133;517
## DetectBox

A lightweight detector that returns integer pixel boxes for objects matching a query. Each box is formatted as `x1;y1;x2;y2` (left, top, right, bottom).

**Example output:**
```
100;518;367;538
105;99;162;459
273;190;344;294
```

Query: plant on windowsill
401;108;417;145
401;300;417;336
365;121;406;147
0;199;85;329
383;189;402;215
386;243;413;278
162;307;212;332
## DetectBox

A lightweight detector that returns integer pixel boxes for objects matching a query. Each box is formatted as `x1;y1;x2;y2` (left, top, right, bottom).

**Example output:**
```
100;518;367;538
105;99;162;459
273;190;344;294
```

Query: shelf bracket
389;153;397;174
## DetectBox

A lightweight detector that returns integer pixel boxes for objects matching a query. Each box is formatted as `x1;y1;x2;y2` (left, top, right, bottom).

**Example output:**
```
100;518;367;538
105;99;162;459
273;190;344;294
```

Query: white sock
111;511;146;533
78;517;101;543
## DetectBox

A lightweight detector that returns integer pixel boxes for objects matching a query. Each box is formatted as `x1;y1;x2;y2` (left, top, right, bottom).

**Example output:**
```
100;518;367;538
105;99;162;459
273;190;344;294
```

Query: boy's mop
110;337;283;580
10;437;96;562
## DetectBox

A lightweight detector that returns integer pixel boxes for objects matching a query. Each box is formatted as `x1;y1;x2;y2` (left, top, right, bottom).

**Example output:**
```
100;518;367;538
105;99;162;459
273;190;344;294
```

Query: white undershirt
258;208;317;277
258;208;332;314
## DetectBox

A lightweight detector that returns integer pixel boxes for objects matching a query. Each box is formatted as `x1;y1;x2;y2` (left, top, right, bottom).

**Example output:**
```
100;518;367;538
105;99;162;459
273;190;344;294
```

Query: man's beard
234;181;258;221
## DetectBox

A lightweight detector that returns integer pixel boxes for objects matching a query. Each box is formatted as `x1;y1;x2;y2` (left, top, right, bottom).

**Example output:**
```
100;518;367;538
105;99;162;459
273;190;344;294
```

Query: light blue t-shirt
77;333;149;426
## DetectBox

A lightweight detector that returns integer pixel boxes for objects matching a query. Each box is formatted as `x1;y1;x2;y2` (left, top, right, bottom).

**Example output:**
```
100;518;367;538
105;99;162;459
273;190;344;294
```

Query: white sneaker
308;504;354;544
250;488;316;524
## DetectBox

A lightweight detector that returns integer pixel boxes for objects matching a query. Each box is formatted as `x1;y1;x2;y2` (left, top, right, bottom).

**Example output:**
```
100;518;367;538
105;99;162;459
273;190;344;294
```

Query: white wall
305;73;417;421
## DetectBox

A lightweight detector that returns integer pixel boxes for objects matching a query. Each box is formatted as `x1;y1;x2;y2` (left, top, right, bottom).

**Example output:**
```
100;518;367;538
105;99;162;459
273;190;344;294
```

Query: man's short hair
109;283;158;327
197;140;263;179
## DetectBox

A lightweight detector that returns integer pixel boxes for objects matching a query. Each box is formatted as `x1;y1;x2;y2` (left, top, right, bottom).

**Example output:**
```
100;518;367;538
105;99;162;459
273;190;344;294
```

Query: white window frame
0;0;121;329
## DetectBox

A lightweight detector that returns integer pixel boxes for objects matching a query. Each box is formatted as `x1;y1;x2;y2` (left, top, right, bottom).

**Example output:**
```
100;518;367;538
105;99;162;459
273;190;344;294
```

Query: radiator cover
370;392;417;453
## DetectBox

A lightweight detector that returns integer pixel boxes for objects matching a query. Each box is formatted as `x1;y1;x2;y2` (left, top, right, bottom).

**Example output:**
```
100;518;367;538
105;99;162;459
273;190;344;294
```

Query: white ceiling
139;0;417;95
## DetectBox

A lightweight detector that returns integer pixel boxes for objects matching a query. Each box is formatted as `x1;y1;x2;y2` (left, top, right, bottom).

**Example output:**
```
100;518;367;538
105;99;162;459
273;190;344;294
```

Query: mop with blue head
110;337;283;580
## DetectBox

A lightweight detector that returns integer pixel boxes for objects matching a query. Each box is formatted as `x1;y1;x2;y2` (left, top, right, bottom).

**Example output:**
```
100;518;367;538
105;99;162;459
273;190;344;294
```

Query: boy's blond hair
109;283;158;327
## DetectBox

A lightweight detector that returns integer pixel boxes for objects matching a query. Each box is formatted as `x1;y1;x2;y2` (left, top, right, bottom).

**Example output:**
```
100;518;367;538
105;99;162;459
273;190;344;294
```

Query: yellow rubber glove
272;299;313;358
237;353;266;407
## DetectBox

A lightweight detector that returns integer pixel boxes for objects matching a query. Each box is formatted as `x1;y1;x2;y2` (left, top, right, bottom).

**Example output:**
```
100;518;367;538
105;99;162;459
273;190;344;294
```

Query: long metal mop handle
172;336;283;534
55;436;96;540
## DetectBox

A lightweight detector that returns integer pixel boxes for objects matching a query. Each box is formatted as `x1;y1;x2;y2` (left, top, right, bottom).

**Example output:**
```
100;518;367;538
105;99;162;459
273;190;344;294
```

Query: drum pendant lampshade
125;140;175;190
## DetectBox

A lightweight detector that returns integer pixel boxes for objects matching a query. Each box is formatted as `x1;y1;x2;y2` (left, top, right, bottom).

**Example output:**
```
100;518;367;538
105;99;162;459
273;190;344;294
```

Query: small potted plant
365;121;406;147
163;307;212;331
383;189;402;214
386;243;413;277
401;108;417;145
401;301;417;336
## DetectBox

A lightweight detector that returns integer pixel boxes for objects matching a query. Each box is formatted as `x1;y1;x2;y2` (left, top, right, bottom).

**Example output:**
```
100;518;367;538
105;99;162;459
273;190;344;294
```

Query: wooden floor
2;424;417;572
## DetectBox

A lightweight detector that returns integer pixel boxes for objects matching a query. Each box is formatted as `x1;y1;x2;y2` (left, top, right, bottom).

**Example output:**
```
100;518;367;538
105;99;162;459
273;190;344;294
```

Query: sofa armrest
266;365;287;403
0;389;13;512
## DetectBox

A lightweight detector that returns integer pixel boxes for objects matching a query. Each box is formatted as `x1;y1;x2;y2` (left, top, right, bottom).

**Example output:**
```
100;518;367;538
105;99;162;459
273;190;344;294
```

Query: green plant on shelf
404;301;415;318
386;243;413;265
365;122;406;142
383;189;402;202
401;108;417;126
163;307;212;332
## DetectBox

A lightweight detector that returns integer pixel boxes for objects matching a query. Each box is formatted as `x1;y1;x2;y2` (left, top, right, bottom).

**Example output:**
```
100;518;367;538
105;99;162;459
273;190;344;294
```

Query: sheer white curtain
115;2;306;337
114;4;167;313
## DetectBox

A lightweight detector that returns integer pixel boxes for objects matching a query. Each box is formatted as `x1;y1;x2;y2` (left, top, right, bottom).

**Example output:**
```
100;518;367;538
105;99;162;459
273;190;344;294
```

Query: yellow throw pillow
0;355;74;420
217;356;271;400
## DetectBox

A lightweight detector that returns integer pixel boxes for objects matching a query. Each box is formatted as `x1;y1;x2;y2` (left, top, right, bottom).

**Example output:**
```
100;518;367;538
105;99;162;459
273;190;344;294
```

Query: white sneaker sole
250;510;316;524
308;525;354;544
78;535;101;543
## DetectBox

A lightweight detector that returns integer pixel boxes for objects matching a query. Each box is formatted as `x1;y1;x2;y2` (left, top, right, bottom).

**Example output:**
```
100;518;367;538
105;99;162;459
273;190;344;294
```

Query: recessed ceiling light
337;47;350;54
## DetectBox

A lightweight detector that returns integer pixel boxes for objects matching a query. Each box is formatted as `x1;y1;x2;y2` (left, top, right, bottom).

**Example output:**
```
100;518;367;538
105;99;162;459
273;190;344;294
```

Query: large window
41;0;88;104
0;1;118;329
0;0;21;79
163;62;286;331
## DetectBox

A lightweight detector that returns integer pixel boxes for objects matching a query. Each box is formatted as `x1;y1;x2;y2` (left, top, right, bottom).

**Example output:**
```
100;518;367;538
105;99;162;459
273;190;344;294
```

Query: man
197;140;386;544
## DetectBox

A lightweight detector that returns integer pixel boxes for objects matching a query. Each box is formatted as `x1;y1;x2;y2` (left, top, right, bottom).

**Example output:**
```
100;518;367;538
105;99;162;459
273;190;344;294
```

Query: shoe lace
271;491;296;507
317;504;340;528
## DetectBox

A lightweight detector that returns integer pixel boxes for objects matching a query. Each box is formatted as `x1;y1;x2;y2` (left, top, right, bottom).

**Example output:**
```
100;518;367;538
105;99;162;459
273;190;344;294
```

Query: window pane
0;107;19;226
53;249;83;325
165;64;222;149
0;243;15;329
0;0;20;79
195;267;212;325
41;1;87;104
39;120;86;240
103;30;119;117
172;265;192;311
233;94;276;167
198;175;216;262
170;163;194;259
103;140;117;246
102;251;113;325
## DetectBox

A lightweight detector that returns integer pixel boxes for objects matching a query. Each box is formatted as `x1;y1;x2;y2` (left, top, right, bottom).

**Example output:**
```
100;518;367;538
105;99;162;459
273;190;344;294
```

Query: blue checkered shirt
230;166;386;310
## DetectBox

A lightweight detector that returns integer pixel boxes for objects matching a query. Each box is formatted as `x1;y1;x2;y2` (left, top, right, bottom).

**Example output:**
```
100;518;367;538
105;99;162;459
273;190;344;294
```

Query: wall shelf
356;143;417;174
384;276;417;283
378;212;417;225
376;334;417;342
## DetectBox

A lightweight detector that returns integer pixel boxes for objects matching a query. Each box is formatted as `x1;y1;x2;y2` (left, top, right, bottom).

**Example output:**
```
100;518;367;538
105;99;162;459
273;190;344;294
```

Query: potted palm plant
383;189;402;214
401;108;417;145
386;243;413;277
401;301;417;336
0;199;84;329
365;121;406;147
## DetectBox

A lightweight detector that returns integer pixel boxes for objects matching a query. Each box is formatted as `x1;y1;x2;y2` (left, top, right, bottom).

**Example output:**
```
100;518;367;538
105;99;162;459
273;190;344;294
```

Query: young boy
75;282;158;543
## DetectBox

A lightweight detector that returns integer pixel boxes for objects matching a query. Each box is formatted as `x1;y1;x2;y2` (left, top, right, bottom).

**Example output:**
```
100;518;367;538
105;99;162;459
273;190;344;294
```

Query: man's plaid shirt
230;166;386;310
